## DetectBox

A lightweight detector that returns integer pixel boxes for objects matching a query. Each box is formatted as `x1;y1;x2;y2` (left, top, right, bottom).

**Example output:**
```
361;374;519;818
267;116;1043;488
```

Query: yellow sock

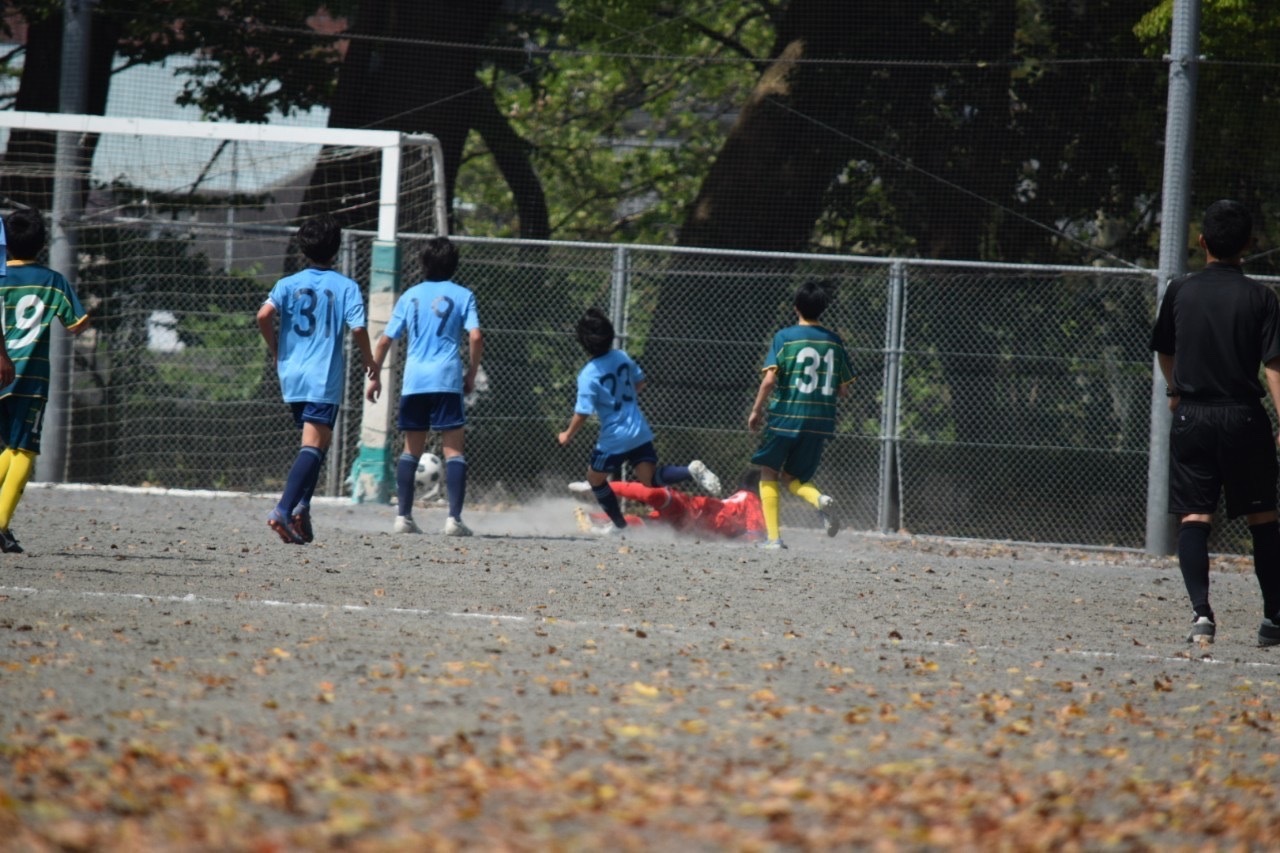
0;449;35;530
788;479;823;509
759;479;781;541
0;448;12;487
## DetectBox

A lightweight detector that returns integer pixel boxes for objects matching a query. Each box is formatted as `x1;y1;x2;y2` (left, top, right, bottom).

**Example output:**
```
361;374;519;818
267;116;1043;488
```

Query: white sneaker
817;495;839;538
444;517;473;537
758;538;787;551
568;481;592;493
590;523;624;537
393;515;422;534
688;460;721;495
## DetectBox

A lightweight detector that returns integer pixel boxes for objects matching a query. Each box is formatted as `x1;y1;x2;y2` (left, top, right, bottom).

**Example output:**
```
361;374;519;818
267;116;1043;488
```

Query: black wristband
1166;386;1179;397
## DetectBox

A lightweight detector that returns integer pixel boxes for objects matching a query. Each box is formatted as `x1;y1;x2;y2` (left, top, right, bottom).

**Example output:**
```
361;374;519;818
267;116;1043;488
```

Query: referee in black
1150;199;1280;646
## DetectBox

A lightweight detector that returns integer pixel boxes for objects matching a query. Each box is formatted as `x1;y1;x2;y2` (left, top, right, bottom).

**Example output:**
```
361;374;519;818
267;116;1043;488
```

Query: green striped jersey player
748;279;855;550
0;208;91;553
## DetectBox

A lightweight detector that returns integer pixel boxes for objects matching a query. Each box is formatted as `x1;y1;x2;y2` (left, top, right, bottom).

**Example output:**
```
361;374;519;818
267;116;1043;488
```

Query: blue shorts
751;431;827;483
0;395;46;453
289;402;339;430
398;392;465;433
590;440;658;475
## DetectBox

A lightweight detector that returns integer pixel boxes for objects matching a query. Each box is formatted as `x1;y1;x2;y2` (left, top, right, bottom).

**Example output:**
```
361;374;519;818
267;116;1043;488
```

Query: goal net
0;112;444;493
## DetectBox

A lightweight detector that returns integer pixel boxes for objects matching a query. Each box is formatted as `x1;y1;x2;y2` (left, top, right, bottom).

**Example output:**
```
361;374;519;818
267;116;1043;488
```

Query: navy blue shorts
0;395;46;453
290;401;339;429
1169;401;1279;518
590;440;658;474
398;392;465;433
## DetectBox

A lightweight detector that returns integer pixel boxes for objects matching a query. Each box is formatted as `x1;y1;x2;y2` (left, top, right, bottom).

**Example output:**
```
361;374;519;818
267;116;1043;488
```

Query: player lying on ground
572;470;765;540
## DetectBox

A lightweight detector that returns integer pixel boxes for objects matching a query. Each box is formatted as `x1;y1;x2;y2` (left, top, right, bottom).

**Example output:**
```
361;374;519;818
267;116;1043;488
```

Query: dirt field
2;484;1279;850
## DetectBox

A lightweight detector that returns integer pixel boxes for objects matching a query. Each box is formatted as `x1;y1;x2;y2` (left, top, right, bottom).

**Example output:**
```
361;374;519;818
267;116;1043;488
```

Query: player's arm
558;413;589;447
464;327;484;395
255;301;278;362
0;333;12;387
1264;356;1280;447
747;367;778;431
351;326;377;378
1157;351;1177;411
365;333;393;402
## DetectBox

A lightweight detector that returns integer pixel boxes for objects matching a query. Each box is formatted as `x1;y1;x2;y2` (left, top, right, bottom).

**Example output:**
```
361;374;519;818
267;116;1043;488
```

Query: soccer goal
0;111;445;495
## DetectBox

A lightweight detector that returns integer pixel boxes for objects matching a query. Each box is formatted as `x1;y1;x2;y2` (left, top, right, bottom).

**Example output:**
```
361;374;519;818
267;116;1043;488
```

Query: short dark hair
5;207;47;260
794;278;832;322
576;308;614;357
420;236;459;282
1201;199;1252;260
297;213;341;264
738;469;762;492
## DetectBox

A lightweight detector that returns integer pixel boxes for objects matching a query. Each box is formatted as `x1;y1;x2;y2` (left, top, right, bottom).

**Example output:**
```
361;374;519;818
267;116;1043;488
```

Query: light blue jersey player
573;348;653;456
257;214;376;545
366;237;484;537
558;308;720;534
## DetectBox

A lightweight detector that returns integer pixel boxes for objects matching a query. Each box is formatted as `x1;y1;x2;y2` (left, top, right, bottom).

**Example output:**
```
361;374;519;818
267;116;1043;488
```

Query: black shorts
1168;401;1279;518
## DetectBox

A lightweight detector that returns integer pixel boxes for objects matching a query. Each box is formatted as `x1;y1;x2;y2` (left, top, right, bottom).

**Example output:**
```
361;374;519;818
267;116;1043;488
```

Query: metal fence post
45;0;94;483
877;261;906;533
1146;0;1200;555
329;231;355;497
610;246;629;346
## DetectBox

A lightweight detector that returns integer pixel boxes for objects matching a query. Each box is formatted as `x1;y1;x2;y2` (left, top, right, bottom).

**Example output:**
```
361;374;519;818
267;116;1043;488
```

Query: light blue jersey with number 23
575;349;653;455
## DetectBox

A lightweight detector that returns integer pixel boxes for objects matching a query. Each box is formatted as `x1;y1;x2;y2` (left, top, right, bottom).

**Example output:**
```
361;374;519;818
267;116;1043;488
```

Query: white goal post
0;110;446;499
0;110;447;242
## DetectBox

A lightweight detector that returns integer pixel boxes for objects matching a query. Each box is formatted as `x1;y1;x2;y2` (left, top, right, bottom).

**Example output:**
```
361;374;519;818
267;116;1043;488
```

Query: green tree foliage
1135;0;1280;273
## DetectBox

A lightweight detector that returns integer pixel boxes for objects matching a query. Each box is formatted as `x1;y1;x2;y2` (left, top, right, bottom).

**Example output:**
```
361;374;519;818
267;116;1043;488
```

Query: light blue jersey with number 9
266;267;366;404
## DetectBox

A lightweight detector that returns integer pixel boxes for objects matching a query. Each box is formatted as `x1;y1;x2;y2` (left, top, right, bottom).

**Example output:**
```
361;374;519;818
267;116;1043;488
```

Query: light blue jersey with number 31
266;267;367;404
385;279;480;395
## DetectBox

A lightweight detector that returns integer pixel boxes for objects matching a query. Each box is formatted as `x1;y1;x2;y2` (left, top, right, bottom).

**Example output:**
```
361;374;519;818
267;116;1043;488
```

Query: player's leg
653;459;722;495
611;480;687;523
780;437;838;536
1169;402;1221;641
587;450;627;530
426;392;472;536
277;407;335;544
392;394;435;533
290;412;336;543
0;448;36;553
394;429;429;534
440;426;471;536
1224;405;1280;645
751;434;792;548
0;398;40;552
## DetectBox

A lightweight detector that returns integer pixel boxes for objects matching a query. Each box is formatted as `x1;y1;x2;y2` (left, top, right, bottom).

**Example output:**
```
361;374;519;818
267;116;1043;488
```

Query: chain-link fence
66;222;1227;549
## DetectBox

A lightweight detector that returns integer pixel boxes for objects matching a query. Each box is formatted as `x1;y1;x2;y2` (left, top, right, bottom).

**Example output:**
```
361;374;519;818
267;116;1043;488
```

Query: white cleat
444;517;473;537
393;515;423;534
817;495;839;537
568;481;592;493
688;460;721;495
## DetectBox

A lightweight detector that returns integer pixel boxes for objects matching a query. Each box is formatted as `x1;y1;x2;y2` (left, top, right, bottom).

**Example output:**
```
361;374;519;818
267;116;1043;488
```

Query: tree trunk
676;0;864;254
298;0;503;233
0;8;119;211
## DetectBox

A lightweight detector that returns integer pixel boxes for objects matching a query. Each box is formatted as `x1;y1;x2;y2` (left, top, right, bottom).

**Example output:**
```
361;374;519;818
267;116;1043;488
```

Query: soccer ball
415;452;443;500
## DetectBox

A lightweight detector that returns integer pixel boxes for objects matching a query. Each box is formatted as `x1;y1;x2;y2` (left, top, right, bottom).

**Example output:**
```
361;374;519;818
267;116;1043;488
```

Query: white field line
2;584;1276;671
